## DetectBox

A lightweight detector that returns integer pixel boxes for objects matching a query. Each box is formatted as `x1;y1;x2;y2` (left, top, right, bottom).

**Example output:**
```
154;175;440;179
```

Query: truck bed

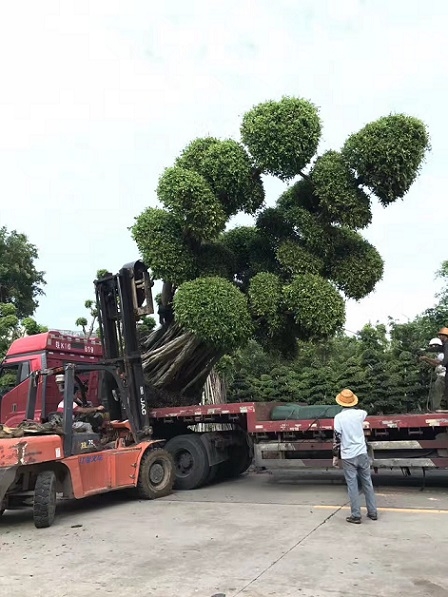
149;401;448;433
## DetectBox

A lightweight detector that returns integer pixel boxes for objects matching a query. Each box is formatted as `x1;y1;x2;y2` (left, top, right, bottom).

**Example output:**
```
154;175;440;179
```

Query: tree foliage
174;277;253;352
276;240;323;277
283;274;346;340
240;97;322;180
157;166;226;240
132;209;196;285
175;137;264;216
310;150;371;229
248;272;283;333
326;229;384;300
225;325;429;414
0;226;46;318
225;262;448;414
0;303;47;361
342;114;430;206
131;96;430;405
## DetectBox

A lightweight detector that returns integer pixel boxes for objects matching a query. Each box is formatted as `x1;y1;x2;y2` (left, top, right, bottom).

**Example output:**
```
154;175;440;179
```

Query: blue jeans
341;452;377;518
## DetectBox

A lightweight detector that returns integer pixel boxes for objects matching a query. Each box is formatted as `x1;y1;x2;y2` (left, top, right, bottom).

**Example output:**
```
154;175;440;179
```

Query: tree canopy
0;226;46;318
0;303;48;362
131;96;430;404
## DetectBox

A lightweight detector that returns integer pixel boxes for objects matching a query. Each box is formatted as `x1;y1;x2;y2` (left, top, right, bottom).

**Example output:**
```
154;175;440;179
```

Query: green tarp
270;404;343;421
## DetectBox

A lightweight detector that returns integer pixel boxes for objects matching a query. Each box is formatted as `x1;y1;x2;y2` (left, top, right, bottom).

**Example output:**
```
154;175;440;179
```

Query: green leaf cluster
131;208;196;285
248;273;283;333
176;137;264;216
196;242;236;279
310;150;371;229
276;240;323;277
240;96;322;180
173;277;253;352
283;274;345;339
157;166;226;240
326;229;384;300
342;114;430;205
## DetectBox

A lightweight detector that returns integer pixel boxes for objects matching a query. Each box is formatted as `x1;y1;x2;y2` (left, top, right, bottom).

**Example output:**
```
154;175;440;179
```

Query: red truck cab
0;331;103;427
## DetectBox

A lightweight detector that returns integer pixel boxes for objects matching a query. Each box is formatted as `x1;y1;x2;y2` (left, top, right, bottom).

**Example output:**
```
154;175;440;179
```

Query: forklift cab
31;363;130;457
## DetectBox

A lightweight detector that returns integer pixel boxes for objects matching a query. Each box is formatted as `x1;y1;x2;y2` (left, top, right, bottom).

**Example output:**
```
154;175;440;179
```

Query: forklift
0;261;175;528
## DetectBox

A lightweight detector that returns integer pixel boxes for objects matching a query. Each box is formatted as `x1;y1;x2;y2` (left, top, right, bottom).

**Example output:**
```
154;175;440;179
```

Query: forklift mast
94;261;154;440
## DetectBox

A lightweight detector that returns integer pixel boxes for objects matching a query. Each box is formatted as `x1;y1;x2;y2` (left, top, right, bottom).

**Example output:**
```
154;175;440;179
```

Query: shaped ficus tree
131;96;430;404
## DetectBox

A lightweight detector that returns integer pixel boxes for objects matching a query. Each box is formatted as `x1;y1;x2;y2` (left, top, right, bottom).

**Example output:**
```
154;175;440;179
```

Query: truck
1;260;448;504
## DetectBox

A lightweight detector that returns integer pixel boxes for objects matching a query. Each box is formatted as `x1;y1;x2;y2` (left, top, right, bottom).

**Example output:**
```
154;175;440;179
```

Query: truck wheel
165;435;209;490
204;464;219;486
136;447;175;500
33;470;57;529
219;443;252;480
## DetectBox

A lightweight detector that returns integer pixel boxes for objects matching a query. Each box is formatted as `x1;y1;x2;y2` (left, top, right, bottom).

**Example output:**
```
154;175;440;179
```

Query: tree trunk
202;368;227;405
141;322;223;407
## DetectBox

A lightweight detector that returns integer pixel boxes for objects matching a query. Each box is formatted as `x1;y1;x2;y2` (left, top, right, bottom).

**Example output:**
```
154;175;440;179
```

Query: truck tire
136;447;175;500
33;470;57;528
219;443;252;480
204;464;219;486
165;434;209;490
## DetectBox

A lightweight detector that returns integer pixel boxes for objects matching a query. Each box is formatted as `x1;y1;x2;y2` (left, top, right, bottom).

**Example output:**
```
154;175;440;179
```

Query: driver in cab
55;375;105;432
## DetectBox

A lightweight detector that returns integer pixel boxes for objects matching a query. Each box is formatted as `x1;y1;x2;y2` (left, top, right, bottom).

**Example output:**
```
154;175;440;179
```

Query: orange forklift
0;261;175;528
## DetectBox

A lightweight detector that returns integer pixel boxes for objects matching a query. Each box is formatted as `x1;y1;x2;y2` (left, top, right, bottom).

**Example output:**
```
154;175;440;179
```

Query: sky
1;0;447;335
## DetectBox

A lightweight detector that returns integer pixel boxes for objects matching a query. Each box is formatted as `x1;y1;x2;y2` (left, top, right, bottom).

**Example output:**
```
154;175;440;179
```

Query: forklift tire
136;447;175;500
33;470;57;529
165;434;209;490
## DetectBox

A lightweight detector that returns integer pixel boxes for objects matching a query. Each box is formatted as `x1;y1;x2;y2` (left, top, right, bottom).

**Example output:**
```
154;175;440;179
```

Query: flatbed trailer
149;401;448;486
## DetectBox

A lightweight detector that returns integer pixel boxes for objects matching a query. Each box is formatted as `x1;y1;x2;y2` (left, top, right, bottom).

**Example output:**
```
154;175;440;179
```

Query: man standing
419;337;446;411
332;388;378;524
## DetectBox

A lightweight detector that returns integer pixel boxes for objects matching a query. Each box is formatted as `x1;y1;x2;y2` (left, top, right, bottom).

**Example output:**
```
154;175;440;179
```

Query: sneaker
367;513;378;520
346;516;362;524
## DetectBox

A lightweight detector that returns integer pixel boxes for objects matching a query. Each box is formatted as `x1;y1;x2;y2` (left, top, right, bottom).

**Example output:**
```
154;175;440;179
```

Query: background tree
131;96;430;406
0;226;46;318
0;227;47;364
0;304;19;361
0;303;48;363
76;269;111;339
75;299;98;339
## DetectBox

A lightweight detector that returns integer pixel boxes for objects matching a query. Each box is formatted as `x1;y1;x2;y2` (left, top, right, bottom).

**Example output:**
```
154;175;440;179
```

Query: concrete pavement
1;471;448;597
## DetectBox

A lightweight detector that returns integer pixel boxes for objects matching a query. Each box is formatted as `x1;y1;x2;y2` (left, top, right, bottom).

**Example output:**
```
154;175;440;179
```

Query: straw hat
336;388;359;408
438;327;448;337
